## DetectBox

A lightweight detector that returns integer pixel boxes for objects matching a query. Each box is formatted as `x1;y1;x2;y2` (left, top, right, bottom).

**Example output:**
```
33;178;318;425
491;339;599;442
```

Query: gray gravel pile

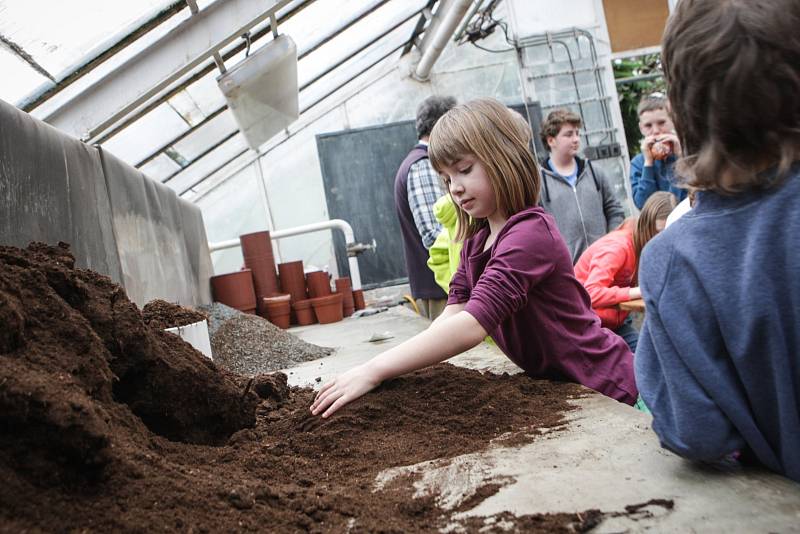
198;302;242;337
207;310;333;376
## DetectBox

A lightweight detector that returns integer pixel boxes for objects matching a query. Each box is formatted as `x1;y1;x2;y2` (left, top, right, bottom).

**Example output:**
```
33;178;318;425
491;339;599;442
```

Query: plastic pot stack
278;261;307;324
352;289;366;310
261;294;291;329
305;271;331;299
335;277;355;317
240;231;279;317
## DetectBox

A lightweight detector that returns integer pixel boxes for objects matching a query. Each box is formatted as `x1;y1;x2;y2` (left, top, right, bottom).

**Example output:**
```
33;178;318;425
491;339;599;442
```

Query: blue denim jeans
614;315;639;354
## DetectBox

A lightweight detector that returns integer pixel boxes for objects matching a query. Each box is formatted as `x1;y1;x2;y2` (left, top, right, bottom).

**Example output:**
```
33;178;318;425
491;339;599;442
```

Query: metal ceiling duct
216;34;299;150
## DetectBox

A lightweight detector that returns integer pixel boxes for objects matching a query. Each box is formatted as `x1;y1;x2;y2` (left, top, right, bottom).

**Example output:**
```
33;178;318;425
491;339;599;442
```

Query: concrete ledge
283;306;800;531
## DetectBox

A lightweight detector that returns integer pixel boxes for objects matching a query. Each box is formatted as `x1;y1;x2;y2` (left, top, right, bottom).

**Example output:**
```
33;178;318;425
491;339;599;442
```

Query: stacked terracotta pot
261;294;291;329
278;260;308;325
335;277;355;317
240;231;280;317
352;289;366;310
306;270;342;324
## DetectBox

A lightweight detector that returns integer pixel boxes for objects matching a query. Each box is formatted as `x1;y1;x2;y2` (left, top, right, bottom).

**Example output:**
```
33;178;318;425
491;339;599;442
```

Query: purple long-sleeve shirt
448;206;637;404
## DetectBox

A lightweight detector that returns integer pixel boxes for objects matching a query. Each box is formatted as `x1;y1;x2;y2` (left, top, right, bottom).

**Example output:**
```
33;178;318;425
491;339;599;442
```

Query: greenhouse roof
0;0;451;198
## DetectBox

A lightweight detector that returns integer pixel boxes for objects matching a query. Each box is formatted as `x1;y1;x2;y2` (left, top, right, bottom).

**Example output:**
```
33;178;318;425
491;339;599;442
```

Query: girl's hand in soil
310;308;486;418
311;364;380;418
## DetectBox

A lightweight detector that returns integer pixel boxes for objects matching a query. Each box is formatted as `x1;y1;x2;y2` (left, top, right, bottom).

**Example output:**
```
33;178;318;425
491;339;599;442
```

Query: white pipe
208;219;363;290
414;0;473;80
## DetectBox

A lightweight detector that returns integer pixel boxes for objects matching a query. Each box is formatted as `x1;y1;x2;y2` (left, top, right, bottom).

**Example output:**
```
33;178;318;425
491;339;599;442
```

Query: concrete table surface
281;306;800;532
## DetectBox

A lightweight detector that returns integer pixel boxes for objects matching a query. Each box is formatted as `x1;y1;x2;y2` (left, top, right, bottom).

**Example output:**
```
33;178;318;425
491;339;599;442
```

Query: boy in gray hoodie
539;109;624;263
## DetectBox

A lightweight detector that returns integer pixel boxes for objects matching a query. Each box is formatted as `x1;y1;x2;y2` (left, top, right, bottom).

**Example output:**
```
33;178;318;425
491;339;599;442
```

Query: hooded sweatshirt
539;156;625;264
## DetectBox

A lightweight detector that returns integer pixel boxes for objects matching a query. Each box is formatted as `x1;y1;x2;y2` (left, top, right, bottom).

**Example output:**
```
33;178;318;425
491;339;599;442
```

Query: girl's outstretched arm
310;308;486;418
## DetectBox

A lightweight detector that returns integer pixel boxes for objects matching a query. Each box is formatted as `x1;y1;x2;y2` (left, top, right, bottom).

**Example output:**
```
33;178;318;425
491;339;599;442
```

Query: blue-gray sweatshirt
635;164;800;481
629;153;687;209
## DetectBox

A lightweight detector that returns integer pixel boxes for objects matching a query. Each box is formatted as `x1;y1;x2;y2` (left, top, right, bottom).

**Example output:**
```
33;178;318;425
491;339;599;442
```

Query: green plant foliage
614;54;666;158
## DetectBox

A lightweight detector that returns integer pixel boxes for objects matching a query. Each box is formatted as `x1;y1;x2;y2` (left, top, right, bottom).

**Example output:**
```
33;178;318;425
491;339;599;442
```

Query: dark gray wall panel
316;120;417;289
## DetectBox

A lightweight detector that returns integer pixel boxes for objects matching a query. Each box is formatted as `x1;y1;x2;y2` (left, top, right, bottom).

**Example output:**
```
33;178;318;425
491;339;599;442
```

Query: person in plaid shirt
394;95;456;319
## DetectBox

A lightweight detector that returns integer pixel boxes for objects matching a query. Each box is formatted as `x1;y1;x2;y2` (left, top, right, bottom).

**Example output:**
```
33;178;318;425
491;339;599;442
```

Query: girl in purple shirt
312;98;637;418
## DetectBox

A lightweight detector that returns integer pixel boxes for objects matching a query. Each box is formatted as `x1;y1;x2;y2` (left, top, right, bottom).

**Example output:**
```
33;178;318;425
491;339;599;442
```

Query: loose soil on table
142;299;208;330
1;242;653;533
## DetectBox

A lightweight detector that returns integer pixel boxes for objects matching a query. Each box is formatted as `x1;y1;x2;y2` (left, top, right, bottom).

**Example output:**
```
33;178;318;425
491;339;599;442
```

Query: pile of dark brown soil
142;299;208;330
1;242;648;532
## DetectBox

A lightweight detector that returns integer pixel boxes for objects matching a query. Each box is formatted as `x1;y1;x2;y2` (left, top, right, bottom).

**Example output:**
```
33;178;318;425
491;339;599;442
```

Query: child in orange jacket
574;192;677;351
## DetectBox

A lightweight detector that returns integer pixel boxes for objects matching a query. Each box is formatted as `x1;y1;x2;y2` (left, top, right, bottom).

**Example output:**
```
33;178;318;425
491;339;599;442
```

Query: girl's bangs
428;116;472;173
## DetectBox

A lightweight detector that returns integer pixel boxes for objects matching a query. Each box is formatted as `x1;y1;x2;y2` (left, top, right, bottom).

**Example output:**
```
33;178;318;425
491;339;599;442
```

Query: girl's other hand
640;135;658;165
657;133;682;156
310;364;381;418
628;287;642;300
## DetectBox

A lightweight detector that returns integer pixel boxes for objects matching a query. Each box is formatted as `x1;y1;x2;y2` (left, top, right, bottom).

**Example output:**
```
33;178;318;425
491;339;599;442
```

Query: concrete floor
283;306;800;532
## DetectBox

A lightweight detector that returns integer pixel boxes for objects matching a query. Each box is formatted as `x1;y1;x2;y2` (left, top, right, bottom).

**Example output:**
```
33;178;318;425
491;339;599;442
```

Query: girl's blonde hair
428;98;541;241
632;191;678;282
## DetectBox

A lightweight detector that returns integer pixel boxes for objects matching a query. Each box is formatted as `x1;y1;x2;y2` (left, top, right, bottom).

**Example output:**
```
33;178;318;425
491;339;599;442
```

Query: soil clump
1;242;648;532
141;299;208;330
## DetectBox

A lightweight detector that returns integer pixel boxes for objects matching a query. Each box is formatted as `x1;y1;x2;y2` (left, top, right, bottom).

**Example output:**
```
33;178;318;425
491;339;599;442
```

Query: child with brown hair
629;95;688;209
635;0;800;481
311;98;637;418
538;109;624;263
574;191;677;352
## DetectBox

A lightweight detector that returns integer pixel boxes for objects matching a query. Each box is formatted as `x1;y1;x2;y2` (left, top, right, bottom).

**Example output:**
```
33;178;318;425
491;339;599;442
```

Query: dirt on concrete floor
1;242;664;533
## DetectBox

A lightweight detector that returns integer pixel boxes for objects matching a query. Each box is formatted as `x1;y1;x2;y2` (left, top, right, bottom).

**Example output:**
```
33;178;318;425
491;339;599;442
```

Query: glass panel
99;103;190;166
296;0;425;89
180;73;228;116
171;111;238;161
139;153;181;183
24;6;192;116
0;0;178;76
299;19;414;111
165;134;249;194
0;47;48;104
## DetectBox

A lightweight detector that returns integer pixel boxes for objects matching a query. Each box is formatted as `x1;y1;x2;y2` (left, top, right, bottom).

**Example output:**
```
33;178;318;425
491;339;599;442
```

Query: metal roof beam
41;0;293;141
18;1;187;112
162;7;421;187
178;38;408;197
92;0;313;146
134;0;408;170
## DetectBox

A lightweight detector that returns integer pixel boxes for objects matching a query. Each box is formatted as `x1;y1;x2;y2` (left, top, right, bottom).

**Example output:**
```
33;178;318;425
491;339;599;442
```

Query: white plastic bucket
165;319;213;360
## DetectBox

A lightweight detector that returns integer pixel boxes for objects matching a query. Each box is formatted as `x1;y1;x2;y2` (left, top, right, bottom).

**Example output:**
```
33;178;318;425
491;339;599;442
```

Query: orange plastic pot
240;231;279;314
310;293;343;324
262;294;291;329
335;277;355;317
306;270;332;299
278;260;306;324
292;299;316;326
210;270;256;314
352;289;366;310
